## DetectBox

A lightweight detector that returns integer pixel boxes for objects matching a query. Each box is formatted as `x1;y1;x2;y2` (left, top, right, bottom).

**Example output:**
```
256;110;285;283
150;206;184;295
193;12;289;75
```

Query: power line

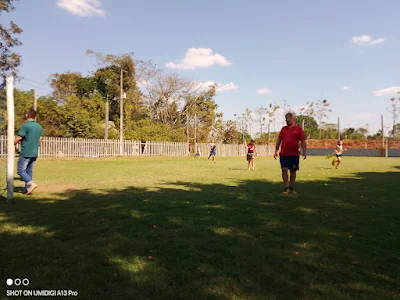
17;79;53;93
20;77;51;88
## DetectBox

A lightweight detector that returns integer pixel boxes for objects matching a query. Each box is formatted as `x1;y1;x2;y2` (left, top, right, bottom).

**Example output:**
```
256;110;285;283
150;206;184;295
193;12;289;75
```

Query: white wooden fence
0;136;275;158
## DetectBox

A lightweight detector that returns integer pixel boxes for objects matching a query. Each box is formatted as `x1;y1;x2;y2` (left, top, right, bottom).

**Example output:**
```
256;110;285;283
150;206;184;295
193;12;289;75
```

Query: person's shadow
14;186;26;194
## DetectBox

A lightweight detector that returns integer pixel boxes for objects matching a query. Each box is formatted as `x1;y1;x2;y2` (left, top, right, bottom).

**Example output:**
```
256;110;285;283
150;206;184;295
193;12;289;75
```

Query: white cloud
373;86;400;96
198;81;238;92
342;85;353;91
352;35;386;45
352;112;377;119
166;48;231;70
57;0;105;17
257;88;273;95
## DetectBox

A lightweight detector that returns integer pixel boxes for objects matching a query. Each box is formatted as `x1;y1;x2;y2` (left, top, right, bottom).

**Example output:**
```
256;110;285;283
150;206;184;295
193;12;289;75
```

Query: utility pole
105;94;109;139
194;113;197;152
6;77;15;200
120;68;127;156
33;90;37;111
337;117;340;140
242;119;245;144
381;115;385;150
186;110;189;145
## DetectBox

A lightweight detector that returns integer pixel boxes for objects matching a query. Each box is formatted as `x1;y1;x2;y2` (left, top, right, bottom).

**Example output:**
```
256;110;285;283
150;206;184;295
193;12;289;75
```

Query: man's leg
280;156;290;192
288;156;300;194
26;157;36;182
282;168;289;189
17;157;32;192
252;158;255;170
289;170;297;187
26;158;38;194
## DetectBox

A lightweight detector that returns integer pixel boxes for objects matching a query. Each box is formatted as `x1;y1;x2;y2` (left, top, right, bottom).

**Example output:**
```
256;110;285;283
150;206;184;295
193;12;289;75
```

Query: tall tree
50;72;82;104
138;62;200;127
299;101;315;118
0;0;22;85
265;103;280;144
389;92;400;136
242;108;253;139
255;106;268;138
315;99;331;139
296;115;319;139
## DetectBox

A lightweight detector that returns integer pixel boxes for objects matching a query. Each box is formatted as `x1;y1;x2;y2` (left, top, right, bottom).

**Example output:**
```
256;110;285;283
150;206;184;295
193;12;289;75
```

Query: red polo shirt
278;125;306;156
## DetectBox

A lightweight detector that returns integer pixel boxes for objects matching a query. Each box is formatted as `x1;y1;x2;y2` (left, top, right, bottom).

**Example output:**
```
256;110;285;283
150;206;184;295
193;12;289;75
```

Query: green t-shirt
17;121;43;157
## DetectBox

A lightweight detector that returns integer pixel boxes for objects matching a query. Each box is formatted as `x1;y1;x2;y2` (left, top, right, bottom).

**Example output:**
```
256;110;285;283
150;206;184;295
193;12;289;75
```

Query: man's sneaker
27;183;38;195
282;188;291;196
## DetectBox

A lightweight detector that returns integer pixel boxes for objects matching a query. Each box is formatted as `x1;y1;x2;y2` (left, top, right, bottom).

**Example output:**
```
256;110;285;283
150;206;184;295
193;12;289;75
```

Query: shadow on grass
0;170;399;300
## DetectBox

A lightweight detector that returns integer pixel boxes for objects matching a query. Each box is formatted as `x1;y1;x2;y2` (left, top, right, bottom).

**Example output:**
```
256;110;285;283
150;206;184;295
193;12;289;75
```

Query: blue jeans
17;157;37;191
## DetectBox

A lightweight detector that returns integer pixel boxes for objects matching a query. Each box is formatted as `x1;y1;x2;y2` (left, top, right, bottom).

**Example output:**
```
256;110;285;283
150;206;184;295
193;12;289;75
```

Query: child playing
208;144;216;163
332;140;347;169
246;139;256;170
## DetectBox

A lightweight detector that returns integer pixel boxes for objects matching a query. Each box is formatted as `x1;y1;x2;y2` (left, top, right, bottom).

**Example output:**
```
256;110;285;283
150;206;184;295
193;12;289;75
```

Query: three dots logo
6;278;29;286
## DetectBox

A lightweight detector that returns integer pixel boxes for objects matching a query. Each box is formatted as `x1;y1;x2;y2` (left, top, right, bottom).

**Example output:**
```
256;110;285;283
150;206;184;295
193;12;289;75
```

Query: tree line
1;0;399;143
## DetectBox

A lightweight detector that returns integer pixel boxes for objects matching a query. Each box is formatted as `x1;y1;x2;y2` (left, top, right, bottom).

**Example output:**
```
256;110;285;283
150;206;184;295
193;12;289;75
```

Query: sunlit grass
1;156;399;299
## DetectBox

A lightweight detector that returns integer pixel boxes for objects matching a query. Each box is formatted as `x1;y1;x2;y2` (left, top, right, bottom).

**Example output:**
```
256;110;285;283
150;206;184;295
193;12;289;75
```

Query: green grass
1;156;400;300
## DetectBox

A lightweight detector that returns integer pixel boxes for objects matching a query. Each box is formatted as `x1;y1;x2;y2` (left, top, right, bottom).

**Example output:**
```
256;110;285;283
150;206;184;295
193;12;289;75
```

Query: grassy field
1;156;399;300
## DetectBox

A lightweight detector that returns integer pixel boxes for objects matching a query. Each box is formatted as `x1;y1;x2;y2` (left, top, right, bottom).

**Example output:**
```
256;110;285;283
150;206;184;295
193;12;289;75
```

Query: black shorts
246;153;255;161
280;156;300;171
336;154;342;158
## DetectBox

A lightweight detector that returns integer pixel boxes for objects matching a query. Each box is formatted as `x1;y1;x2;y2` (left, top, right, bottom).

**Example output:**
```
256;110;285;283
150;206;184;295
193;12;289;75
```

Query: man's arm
301;140;307;159
14;136;23;145
274;138;282;159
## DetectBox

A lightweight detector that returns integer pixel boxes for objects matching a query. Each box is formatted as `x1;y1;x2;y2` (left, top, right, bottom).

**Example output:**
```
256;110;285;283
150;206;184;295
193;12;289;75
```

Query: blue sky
5;0;400;135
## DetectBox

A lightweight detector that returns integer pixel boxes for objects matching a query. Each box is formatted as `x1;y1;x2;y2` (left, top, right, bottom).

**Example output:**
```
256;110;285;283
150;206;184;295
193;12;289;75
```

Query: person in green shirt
14;109;43;194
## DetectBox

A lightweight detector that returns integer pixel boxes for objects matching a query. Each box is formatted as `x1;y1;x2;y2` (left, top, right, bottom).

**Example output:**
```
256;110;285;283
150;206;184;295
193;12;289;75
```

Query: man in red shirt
274;112;307;195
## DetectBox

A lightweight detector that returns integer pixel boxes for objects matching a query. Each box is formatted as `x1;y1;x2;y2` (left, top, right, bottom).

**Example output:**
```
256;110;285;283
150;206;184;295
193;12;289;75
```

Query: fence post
386;137;389;158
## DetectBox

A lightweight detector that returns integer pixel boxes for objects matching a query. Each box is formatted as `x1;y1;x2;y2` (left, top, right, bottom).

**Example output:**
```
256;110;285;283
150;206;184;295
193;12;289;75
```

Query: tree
87;50;138;143
299;101;315;118
76;76;98;98
183;85;219;142
0;0;22;85
295;115;319;139
137;62;200;127
242;108;253;139
342;127;365;140
389;93;400;136
86;50;137;95
254;106;268;139
62;94;105;138
265;103;280;144
356;127;368;138
389;123;400;139
36;96;67;137
50;72;82;104
315;99;331;139
216;120;242;144
14;89;35;129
